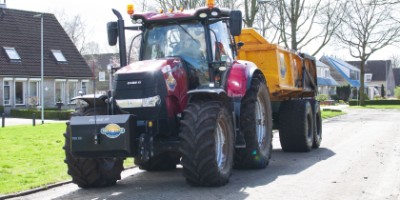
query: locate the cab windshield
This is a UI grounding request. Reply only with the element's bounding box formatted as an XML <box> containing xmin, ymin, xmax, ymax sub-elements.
<box><xmin>142</xmin><ymin>22</ymin><xmax>207</xmax><ymax>70</ymax></box>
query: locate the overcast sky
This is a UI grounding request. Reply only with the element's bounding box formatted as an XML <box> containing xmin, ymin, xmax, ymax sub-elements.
<box><xmin>5</xmin><ymin>0</ymin><xmax>398</xmax><ymax>60</ymax></box>
<box><xmin>6</xmin><ymin>0</ymin><xmax>135</xmax><ymax>53</ymax></box>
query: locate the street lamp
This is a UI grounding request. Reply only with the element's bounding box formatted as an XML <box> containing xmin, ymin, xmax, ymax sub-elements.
<box><xmin>33</xmin><ymin>13</ymin><xmax>44</xmax><ymax>124</ymax></box>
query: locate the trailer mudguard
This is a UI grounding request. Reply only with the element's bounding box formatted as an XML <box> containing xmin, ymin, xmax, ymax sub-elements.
<box><xmin>70</xmin><ymin>94</ymin><xmax>108</xmax><ymax>107</ymax></box>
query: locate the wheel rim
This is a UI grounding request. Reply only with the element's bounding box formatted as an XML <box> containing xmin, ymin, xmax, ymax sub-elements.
<box><xmin>255</xmin><ymin>96</ymin><xmax>266</xmax><ymax>148</ymax></box>
<box><xmin>215</xmin><ymin>120</ymin><xmax>226</xmax><ymax>170</ymax></box>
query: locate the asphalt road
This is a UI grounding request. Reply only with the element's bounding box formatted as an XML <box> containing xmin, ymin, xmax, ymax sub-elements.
<box><xmin>10</xmin><ymin>108</ymin><xmax>400</xmax><ymax>200</ymax></box>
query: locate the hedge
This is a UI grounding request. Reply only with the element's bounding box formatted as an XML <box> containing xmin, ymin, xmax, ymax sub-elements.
<box><xmin>10</xmin><ymin>109</ymin><xmax>72</xmax><ymax>120</ymax></box>
<box><xmin>0</xmin><ymin>106</ymin><xmax>4</xmax><ymax>114</ymax></box>
<box><xmin>349</xmin><ymin>100</ymin><xmax>400</xmax><ymax>106</ymax></box>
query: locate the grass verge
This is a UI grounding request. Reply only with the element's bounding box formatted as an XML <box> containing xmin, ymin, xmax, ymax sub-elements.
<box><xmin>0</xmin><ymin>123</ymin><xmax>68</xmax><ymax>195</ymax></box>
<box><xmin>321</xmin><ymin>110</ymin><xmax>345</xmax><ymax>119</ymax></box>
<box><xmin>0</xmin><ymin>123</ymin><xmax>134</xmax><ymax>195</ymax></box>
<box><xmin>350</xmin><ymin>105</ymin><xmax>400</xmax><ymax>109</ymax></box>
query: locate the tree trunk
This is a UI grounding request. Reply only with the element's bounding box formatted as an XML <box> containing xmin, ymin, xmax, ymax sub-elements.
<box><xmin>359</xmin><ymin>59</ymin><xmax>366</xmax><ymax>106</ymax></box>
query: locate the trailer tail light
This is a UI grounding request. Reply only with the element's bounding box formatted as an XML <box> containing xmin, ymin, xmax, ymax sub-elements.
<box><xmin>127</xmin><ymin>4</ymin><xmax>134</xmax><ymax>15</ymax></box>
<box><xmin>207</xmin><ymin>0</ymin><xmax>215</xmax><ymax>8</ymax></box>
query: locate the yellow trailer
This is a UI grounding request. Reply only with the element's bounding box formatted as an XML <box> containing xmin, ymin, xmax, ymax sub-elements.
<box><xmin>235</xmin><ymin>28</ymin><xmax>318</xmax><ymax>101</ymax></box>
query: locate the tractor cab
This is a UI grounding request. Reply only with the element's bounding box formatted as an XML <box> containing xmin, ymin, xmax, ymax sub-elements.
<box><xmin>107</xmin><ymin>3</ymin><xmax>242</xmax><ymax>90</ymax></box>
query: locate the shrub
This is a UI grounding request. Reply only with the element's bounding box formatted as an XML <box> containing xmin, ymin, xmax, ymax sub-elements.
<box><xmin>10</xmin><ymin>109</ymin><xmax>72</xmax><ymax>120</ymax></box>
<box><xmin>336</xmin><ymin>85</ymin><xmax>351</xmax><ymax>101</ymax></box>
<box><xmin>316</xmin><ymin>94</ymin><xmax>329</xmax><ymax>101</ymax></box>
<box><xmin>395</xmin><ymin>87</ymin><xmax>400</xmax><ymax>99</ymax></box>
<box><xmin>0</xmin><ymin>106</ymin><xmax>4</xmax><ymax>114</ymax></box>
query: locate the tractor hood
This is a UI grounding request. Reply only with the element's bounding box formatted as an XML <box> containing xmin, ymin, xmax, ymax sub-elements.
<box><xmin>115</xmin><ymin>59</ymin><xmax>169</xmax><ymax>78</ymax></box>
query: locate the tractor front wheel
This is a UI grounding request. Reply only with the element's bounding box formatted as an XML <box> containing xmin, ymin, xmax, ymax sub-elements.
<box><xmin>179</xmin><ymin>101</ymin><xmax>234</xmax><ymax>186</ymax></box>
<box><xmin>64</xmin><ymin>107</ymin><xmax>124</xmax><ymax>188</ymax></box>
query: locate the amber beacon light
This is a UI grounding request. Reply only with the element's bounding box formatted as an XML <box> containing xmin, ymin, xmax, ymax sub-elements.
<box><xmin>207</xmin><ymin>0</ymin><xmax>215</xmax><ymax>8</ymax></box>
<box><xmin>127</xmin><ymin>4</ymin><xmax>134</xmax><ymax>15</ymax></box>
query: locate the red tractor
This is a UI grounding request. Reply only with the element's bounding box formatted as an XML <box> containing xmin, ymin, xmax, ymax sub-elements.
<box><xmin>64</xmin><ymin>1</ymin><xmax>320</xmax><ymax>188</ymax></box>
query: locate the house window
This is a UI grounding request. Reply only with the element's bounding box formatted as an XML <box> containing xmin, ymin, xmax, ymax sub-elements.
<box><xmin>67</xmin><ymin>80</ymin><xmax>78</xmax><ymax>103</ymax></box>
<box><xmin>365</xmin><ymin>73</ymin><xmax>373</xmax><ymax>82</ymax></box>
<box><xmin>14</xmin><ymin>81</ymin><xmax>25</xmax><ymax>105</ymax></box>
<box><xmin>324</xmin><ymin>69</ymin><xmax>330</xmax><ymax>78</ymax></box>
<box><xmin>350</xmin><ymin>71</ymin><xmax>359</xmax><ymax>80</ymax></box>
<box><xmin>81</xmin><ymin>80</ymin><xmax>89</xmax><ymax>95</ymax></box>
<box><xmin>55</xmin><ymin>80</ymin><xmax>66</xmax><ymax>103</ymax></box>
<box><xmin>28</xmin><ymin>80</ymin><xmax>41</xmax><ymax>105</ymax></box>
<box><xmin>3</xmin><ymin>80</ymin><xmax>11</xmax><ymax>105</ymax></box>
<box><xmin>51</xmin><ymin>50</ymin><xmax>67</xmax><ymax>63</ymax></box>
<box><xmin>3</xmin><ymin>47</ymin><xmax>21</xmax><ymax>62</ymax></box>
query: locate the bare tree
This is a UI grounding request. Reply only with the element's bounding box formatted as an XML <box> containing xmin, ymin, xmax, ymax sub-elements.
<box><xmin>243</xmin><ymin>0</ymin><xmax>259</xmax><ymax>27</ymax></box>
<box><xmin>56</xmin><ymin>11</ymin><xmax>87</xmax><ymax>53</ymax></box>
<box><xmin>336</xmin><ymin>0</ymin><xmax>400</xmax><ymax>105</ymax></box>
<box><xmin>158</xmin><ymin>0</ymin><xmax>205</xmax><ymax>10</ymax></box>
<box><xmin>257</xmin><ymin>0</ymin><xmax>344</xmax><ymax>56</ymax></box>
<box><xmin>390</xmin><ymin>54</ymin><xmax>400</xmax><ymax>68</ymax></box>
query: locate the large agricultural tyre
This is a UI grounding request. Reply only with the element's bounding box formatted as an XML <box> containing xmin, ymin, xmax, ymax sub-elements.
<box><xmin>179</xmin><ymin>101</ymin><xmax>234</xmax><ymax>187</ymax></box>
<box><xmin>278</xmin><ymin>100</ymin><xmax>314</xmax><ymax>152</ymax></box>
<box><xmin>310</xmin><ymin>100</ymin><xmax>322</xmax><ymax>148</ymax></box>
<box><xmin>234</xmin><ymin>78</ymin><xmax>273</xmax><ymax>169</ymax></box>
<box><xmin>64</xmin><ymin>107</ymin><xmax>124</xmax><ymax>188</ymax></box>
<box><xmin>134</xmin><ymin>152</ymin><xmax>180</xmax><ymax>171</ymax></box>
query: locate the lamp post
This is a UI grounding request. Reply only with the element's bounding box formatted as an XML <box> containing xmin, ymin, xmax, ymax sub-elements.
<box><xmin>33</xmin><ymin>13</ymin><xmax>44</xmax><ymax>124</ymax></box>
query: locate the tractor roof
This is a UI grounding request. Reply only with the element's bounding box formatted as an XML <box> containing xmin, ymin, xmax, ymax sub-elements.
<box><xmin>130</xmin><ymin>7</ymin><xmax>231</xmax><ymax>24</ymax></box>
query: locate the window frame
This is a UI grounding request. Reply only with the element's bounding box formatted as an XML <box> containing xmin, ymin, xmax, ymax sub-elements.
<box><xmin>67</xmin><ymin>80</ymin><xmax>78</xmax><ymax>104</ymax></box>
<box><xmin>3</xmin><ymin>46</ymin><xmax>21</xmax><ymax>62</ymax></box>
<box><xmin>54</xmin><ymin>79</ymin><xmax>66</xmax><ymax>104</ymax></box>
<box><xmin>3</xmin><ymin>78</ymin><xmax>12</xmax><ymax>105</ymax></box>
<box><xmin>51</xmin><ymin>49</ymin><xmax>67</xmax><ymax>63</ymax></box>
<box><xmin>14</xmin><ymin>78</ymin><xmax>27</xmax><ymax>105</ymax></box>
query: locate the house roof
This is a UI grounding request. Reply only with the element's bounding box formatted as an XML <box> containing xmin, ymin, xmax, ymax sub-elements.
<box><xmin>83</xmin><ymin>53</ymin><xmax>119</xmax><ymax>71</ymax></box>
<box><xmin>0</xmin><ymin>8</ymin><xmax>92</xmax><ymax>78</ymax></box>
<box><xmin>394</xmin><ymin>68</ymin><xmax>400</xmax><ymax>86</ymax></box>
<box><xmin>320</xmin><ymin>56</ymin><xmax>361</xmax><ymax>87</ymax></box>
<box><xmin>347</xmin><ymin>60</ymin><xmax>391</xmax><ymax>82</ymax></box>
<box><xmin>317</xmin><ymin>77</ymin><xmax>339</xmax><ymax>86</ymax></box>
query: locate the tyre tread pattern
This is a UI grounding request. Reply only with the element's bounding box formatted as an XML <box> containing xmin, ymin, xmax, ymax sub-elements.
<box><xmin>179</xmin><ymin>101</ymin><xmax>234</xmax><ymax>187</ymax></box>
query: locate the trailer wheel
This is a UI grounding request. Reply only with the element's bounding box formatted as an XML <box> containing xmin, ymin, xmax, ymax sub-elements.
<box><xmin>64</xmin><ymin>107</ymin><xmax>124</xmax><ymax>188</ymax></box>
<box><xmin>134</xmin><ymin>153</ymin><xmax>180</xmax><ymax>171</ymax></box>
<box><xmin>310</xmin><ymin>100</ymin><xmax>322</xmax><ymax>148</ymax></box>
<box><xmin>234</xmin><ymin>78</ymin><xmax>273</xmax><ymax>169</ymax></box>
<box><xmin>180</xmin><ymin>101</ymin><xmax>234</xmax><ymax>186</ymax></box>
<box><xmin>279</xmin><ymin>100</ymin><xmax>314</xmax><ymax>152</ymax></box>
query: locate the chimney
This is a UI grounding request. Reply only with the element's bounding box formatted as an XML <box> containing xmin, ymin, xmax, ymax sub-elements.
<box><xmin>0</xmin><ymin>0</ymin><xmax>6</xmax><ymax>8</ymax></box>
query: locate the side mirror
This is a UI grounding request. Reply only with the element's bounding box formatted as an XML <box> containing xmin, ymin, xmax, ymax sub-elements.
<box><xmin>229</xmin><ymin>10</ymin><xmax>242</xmax><ymax>36</ymax></box>
<box><xmin>107</xmin><ymin>21</ymin><xmax>118</xmax><ymax>46</ymax></box>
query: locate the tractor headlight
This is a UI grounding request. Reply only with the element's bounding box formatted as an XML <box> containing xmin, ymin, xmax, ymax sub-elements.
<box><xmin>142</xmin><ymin>95</ymin><xmax>161</xmax><ymax>107</ymax></box>
<box><xmin>116</xmin><ymin>95</ymin><xmax>161</xmax><ymax>108</ymax></box>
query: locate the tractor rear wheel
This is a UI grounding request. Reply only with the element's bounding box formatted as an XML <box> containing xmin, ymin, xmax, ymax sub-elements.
<box><xmin>64</xmin><ymin>107</ymin><xmax>124</xmax><ymax>188</ymax></box>
<box><xmin>180</xmin><ymin>101</ymin><xmax>234</xmax><ymax>186</ymax></box>
<box><xmin>279</xmin><ymin>100</ymin><xmax>314</xmax><ymax>152</ymax></box>
<box><xmin>234</xmin><ymin>78</ymin><xmax>273</xmax><ymax>169</ymax></box>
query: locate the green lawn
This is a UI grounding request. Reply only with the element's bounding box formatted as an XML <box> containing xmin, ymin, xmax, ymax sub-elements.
<box><xmin>0</xmin><ymin>123</ymin><xmax>135</xmax><ymax>195</ymax></box>
<box><xmin>0</xmin><ymin>123</ymin><xmax>69</xmax><ymax>195</ymax></box>
<box><xmin>321</xmin><ymin>110</ymin><xmax>345</xmax><ymax>119</ymax></box>
<box><xmin>350</xmin><ymin>105</ymin><xmax>400</xmax><ymax>109</ymax></box>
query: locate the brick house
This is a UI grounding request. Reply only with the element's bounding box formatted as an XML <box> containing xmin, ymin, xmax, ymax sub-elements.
<box><xmin>0</xmin><ymin>6</ymin><xmax>93</xmax><ymax>114</ymax></box>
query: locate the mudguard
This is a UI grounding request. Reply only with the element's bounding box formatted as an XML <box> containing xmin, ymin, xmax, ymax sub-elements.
<box><xmin>71</xmin><ymin>94</ymin><xmax>108</xmax><ymax>107</ymax></box>
<box><xmin>226</xmin><ymin>60</ymin><xmax>266</xmax><ymax>98</ymax></box>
